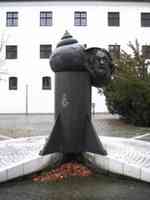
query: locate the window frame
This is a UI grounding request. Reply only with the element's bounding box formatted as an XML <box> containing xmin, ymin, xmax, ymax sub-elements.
<box><xmin>74</xmin><ymin>11</ymin><xmax>87</xmax><ymax>26</ymax></box>
<box><xmin>42</xmin><ymin>76</ymin><xmax>51</xmax><ymax>90</ymax></box>
<box><xmin>40</xmin><ymin>11</ymin><xmax>53</xmax><ymax>26</ymax></box>
<box><xmin>40</xmin><ymin>44</ymin><xmax>52</xmax><ymax>59</ymax></box>
<box><xmin>141</xmin><ymin>12</ymin><xmax>150</xmax><ymax>27</ymax></box>
<box><xmin>6</xmin><ymin>12</ymin><xmax>18</xmax><ymax>27</ymax></box>
<box><xmin>9</xmin><ymin>77</ymin><xmax>18</xmax><ymax>90</ymax></box>
<box><xmin>142</xmin><ymin>45</ymin><xmax>150</xmax><ymax>59</ymax></box>
<box><xmin>108</xmin><ymin>44</ymin><xmax>120</xmax><ymax>59</ymax></box>
<box><xmin>6</xmin><ymin>45</ymin><xmax>17</xmax><ymax>59</ymax></box>
<box><xmin>108</xmin><ymin>12</ymin><xmax>120</xmax><ymax>27</ymax></box>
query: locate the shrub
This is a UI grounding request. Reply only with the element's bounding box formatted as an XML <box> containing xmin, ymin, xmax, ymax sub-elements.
<box><xmin>103</xmin><ymin>40</ymin><xmax>150</xmax><ymax>126</ymax></box>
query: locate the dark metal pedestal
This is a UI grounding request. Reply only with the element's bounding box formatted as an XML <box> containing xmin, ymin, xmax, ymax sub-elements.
<box><xmin>40</xmin><ymin>72</ymin><xmax>106</xmax><ymax>156</ymax></box>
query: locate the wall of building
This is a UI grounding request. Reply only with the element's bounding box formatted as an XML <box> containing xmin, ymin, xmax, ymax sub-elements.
<box><xmin>0</xmin><ymin>1</ymin><xmax>150</xmax><ymax>113</ymax></box>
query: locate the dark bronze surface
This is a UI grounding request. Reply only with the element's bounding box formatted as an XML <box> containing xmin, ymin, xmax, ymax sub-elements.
<box><xmin>40</xmin><ymin>31</ymin><xmax>113</xmax><ymax>156</ymax></box>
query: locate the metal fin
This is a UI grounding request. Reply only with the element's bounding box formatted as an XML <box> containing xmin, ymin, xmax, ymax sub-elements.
<box><xmin>39</xmin><ymin>115</ymin><xmax>63</xmax><ymax>155</ymax></box>
<box><xmin>84</xmin><ymin>116</ymin><xmax>107</xmax><ymax>155</ymax></box>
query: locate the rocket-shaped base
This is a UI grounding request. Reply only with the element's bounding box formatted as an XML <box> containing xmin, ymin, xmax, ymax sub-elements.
<box><xmin>40</xmin><ymin>114</ymin><xmax>107</xmax><ymax>155</ymax></box>
<box><xmin>40</xmin><ymin>72</ymin><xmax>107</xmax><ymax>156</ymax></box>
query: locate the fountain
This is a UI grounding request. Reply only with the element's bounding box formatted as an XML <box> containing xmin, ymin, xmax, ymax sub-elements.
<box><xmin>40</xmin><ymin>31</ymin><xmax>113</xmax><ymax>161</ymax></box>
<box><xmin>0</xmin><ymin>32</ymin><xmax>150</xmax><ymax>184</ymax></box>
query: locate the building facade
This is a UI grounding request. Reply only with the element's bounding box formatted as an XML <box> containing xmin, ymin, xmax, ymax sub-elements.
<box><xmin>0</xmin><ymin>0</ymin><xmax>150</xmax><ymax>113</ymax></box>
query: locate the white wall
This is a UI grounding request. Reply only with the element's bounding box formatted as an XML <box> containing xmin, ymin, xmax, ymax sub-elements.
<box><xmin>0</xmin><ymin>1</ymin><xmax>150</xmax><ymax>113</ymax></box>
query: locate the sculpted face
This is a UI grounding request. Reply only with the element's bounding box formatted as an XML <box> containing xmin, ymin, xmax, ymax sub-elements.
<box><xmin>50</xmin><ymin>30</ymin><xmax>113</xmax><ymax>87</ymax></box>
<box><xmin>85</xmin><ymin>47</ymin><xmax>114</xmax><ymax>87</ymax></box>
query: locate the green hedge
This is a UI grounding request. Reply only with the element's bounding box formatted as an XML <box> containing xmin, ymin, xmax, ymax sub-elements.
<box><xmin>104</xmin><ymin>78</ymin><xmax>150</xmax><ymax>126</ymax></box>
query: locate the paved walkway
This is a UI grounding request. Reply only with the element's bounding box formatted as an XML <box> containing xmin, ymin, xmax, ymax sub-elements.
<box><xmin>0</xmin><ymin>113</ymin><xmax>150</xmax><ymax>139</ymax></box>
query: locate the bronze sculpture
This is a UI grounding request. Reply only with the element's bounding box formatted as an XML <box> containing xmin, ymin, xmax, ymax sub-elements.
<box><xmin>40</xmin><ymin>31</ymin><xmax>113</xmax><ymax>157</ymax></box>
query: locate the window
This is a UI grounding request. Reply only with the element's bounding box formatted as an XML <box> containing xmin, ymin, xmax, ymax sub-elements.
<box><xmin>6</xmin><ymin>12</ymin><xmax>18</xmax><ymax>26</ymax></box>
<box><xmin>42</xmin><ymin>76</ymin><xmax>51</xmax><ymax>90</ymax></box>
<box><xmin>9</xmin><ymin>77</ymin><xmax>17</xmax><ymax>90</ymax></box>
<box><xmin>40</xmin><ymin>45</ymin><xmax>52</xmax><ymax>59</ymax></box>
<box><xmin>108</xmin><ymin>12</ymin><xmax>120</xmax><ymax>26</ymax></box>
<box><xmin>109</xmin><ymin>44</ymin><xmax>120</xmax><ymax>58</ymax></box>
<box><xmin>40</xmin><ymin>11</ymin><xmax>53</xmax><ymax>26</ymax></box>
<box><xmin>6</xmin><ymin>45</ymin><xmax>17</xmax><ymax>59</ymax></box>
<box><xmin>74</xmin><ymin>11</ymin><xmax>87</xmax><ymax>26</ymax></box>
<box><xmin>142</xmin><ymin>45</ymin><xmax>150</xmax><ymax>59</ymax></box>
<box><xmin>141</xmin><ymin>13</ymin><xmax>150</xmax><ymax>27</ymax></box>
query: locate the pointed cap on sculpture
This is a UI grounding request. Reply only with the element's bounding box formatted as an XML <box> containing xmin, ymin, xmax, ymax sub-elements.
<box><xmin>57</xmin><ymin>30</ymin><xmax>78</xmax><ymax>47</ymax></box>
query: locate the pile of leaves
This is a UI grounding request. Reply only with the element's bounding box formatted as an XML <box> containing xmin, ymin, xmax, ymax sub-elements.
<box><xmin>32</xmin><ymin>162</ymin><xmax>93</xmax><ymax>182</ymax></box>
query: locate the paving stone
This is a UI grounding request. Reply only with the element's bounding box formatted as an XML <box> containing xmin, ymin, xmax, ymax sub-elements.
<box><xmin>124</xmin><ymin>164</ymin><xmax>141</xmax><ymax>179</ymax></box>
<box><xmin>108</xmin><ymin>156</ymin><xmax>124</xmax><ymax>175</ymax></box>
<box><xmin>7</xmin><ymin>164</ymin><xmax>24</xmax><ymax>180</ymax></box>
<box><xmin>94</xmin><ymin>154</ymin><xmax>109</xmax><ymax>171</ymax></box>
<box><xmin>0</xmin><ymin>169</ymin><xmax>7</xmax><ymax>182</ymax></box>
<box><xmin>23</xmin><ymin>157</ymin><xmax>44</xmax><ymax>175</ymax></box>
<box><xmin>141</xmin><ymin>168</ymin><xmax>150</xmax><ymax>182</ymax></box>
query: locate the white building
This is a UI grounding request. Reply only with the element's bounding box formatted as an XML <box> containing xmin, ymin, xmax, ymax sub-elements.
<box><xmin>0</xmin><ymin>0</ymin><xmax>150</xmax><ymax>113</ymax></box>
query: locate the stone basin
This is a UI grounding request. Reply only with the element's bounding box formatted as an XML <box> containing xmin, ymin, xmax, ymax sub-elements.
<box><xmin>0</xmin><ymin>135</ymin><xmax>150</xmax><ymax>183</ymax></box>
